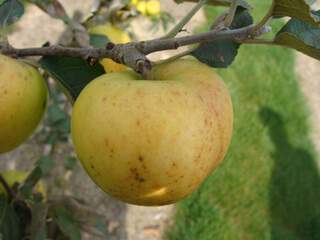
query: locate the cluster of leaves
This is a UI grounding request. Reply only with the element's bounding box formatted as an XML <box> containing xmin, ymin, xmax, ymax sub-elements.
<box><xmin>191</xmin><ymin>0</ymin><xmax>320</xmax><ymax>68</ymax></box>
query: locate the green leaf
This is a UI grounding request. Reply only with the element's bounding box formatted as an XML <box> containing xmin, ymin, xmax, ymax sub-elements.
<box><xmin>274</xmin><ymin>10</ymin><xmax>320</xmax><ymax>60</ymax></box>
<box><xmin>90</xmin><ymin>34</ymin><xmax>109</xmax><ymax>48</ymax></box>
<box><xmin>46</xmin><ymin>104</ymin><xmax>70</xmax><ymax>143</ymax></box>
<box><xmin>39</xmin><ymin>56</ymin><xmax>105</xmax><ymax>100</ymax></box>
<box><xmin>36</xmin><ymin>156</ymin><xmax>54</xmax><ymax>175</ymax></box>
<box><xmin>19</xmin><ymin>156</ymin><xmax>52</xmax><ymax>199</ymax></box>
<box><xmin>0</xmin><ymin>196</ymin><xmax>23</xmax><ymax>240</ymax></box>
<box><xmin>0</xmin><ymin>0</ymin><xmax>24</xmax><ymax>27</ymax></box>
<box><xmin>272</xmin><ymin>0</ymin><xmax>320</xmax><ymax>26</ymax></box>
<box><xmin>19</xmin><ymin>167</ymin><xmax>43</xmax><ymax>199</ymax></box>
<box><xmin>47</xmin><ymin>105</ymin><xmax>67</xmax><ymax>125</ymax></box>
<box><xmin>64</xmin><ymin>156</ymin><xmax>77</xmax><ymax>171</ymax></box>
<box><xmin>54</xmin><ymin>207</ymin><xmax>81</xmax><ymax>240</ymax></box>
<box><xmin>191</xmin><ymin>7</ymin><xmax>253</xmax><ymax>68</ymax></box>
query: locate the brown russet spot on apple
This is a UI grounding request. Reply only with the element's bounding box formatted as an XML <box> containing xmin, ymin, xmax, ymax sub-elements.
<box><xmin>138</xmin><ymin>156</ymin><xmax>148</xmax><ymax>170</ymax></box>
<box><xmin>130</xmin><ymin>167</ymin><xmax>145</xmax><ymax>183</ymax></box>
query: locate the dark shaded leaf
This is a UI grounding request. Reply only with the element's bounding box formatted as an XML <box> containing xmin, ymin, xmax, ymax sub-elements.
<box><xmin>39</xmin><ymin>56</ymin><xmax>105</xmax><ymax>100</ymax></box>
<box><xmin>272</xmin><ymin>0</ymin><xmax>320</xmax><ymax>26</ymax></box>
<box><xmin>54</xmin><ymin>207</ymin><xmax>81</xmax><ymax>240</ymax></box>
<box><xmin>0</xmin><ymin>196</ymin><xmax>23</xmax><ymax>240</ymax></box>
<box><xmin>0</xmin><ymin>0</ymin><xmax>24</xmax><ymax>27</ymax></box>
<box><xmin>274</xmin><ymin>10</ymin><xmax>320</xmax><ymax>60</ymax></box>
<box><xmin>19</xmin><ymin>156</ymin><xmax>52</xmax><ymax>199</ymax></box>
<box><xmin>90</xmin><ymin>34</ymin><xmax>109</xmax><ymax>48</ymax></box>
<box><xmin>19</xmin><ymin>167</ymin><xmax>42</xmax><ymax>199</ymax></box>
<box><xmin>191</xmin><ymin>7</ymin><xmax>253</xmax><ymax>68</ymax></box>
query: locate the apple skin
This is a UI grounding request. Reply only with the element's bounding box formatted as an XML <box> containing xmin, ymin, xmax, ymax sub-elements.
<box><xmin>0</xmin><ymin>54</ymin><xmax>48</xmax><ymax>153</ymax></box>
<box><xmin>71</xmin><ymin>58</ymin><xmax>233</xmax><ymax>206</ymax></box>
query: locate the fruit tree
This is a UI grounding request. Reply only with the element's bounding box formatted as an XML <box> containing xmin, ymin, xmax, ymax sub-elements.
<box><xmin>0</xmin><ymin>0</ymin><xmax>319</xmax><ymax>239</ymax></box>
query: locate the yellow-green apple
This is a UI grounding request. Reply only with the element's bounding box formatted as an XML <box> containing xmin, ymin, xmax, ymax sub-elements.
<box><xmin>71</xmin><ymin>58</ymin><xmax>233</xmax><ymax>206</ymax></box>
<box><xmin>0</xmin><ymin>54</ymin><xmax>48</xmax><ymax>153</ymax></box>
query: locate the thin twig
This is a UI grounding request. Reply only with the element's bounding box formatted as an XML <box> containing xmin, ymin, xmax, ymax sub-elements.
<box><xmin>174</xmin><ymin>0</ymin><xmax>251</xmax><ymax>8</ymax></box>
<box><xmin>160</xmin><ymin>0</ymin><xmax>207</xmax><ymax>39</ymax></box>
<box><xmin>141</xmin><ymin>24</ymin><xmax>256</xmax><ymax>53</ymax></box>
<box><xmin>224</xmin><ymin>0</ymin><xmax>239</xmax><ymax>27</ymax></box>
<box><xmin>156</xmin><ymin>48</ymin><xmax>195</xmax><ymax>65</ymax></box>
<box><xmin>237</xmin><ymin>38</ymin><xmax>275</xmax><ymax>45</ymax></box>
<box><xmin>252</xmin><ymin>0</ymin><xmax>275</xmax><ymax>33</ymax></box>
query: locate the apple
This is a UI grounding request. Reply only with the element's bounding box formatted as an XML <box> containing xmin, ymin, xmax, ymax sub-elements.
<box><xmin>89</xmin><ymin>23</ymin><xmax>131</xmax><ymax>73</ymax></box>
<box><xmin>0</xmin><ymin>54</ymin><xmax>48</xmax><ymax>153</ymax></box>
<box><xmin>0</xmin><ymin>170</ymin><xmax>46</xmax><ymax>198</ymax></box>
<box><xmin>71</xmin><ymin>58</ymin><xmax>233</xmax><ymax>206</ymax></box>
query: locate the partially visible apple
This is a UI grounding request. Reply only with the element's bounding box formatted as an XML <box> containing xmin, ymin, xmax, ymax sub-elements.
<box><xmin>0</xmin><ymin>170</ymin><xmax>46</xmax><ymax>198</ymax></box>
<box><xmin>71</xmin><ymin>58</ymin><xmax>233</xmax><ymax>206</ymax></box>
<box><xmin>0</xmin><ymin>54</ymin><xmax>48</xmax><ymax>153</ymax></box>
<box><xmin>89</xmin><ymin>23</ymin><xmax>131</xmax><ymax>73</ymax></box>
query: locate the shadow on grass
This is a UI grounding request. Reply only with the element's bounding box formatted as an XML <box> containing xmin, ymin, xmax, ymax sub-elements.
<box><xmin>259</xmin><ymin>107</ymin><xmax>320</xmax><ymax>240</ymax></box>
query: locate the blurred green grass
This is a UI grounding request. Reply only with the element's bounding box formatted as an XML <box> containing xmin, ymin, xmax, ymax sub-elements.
<box><xmin>167</xmin><ymin>1</ymin><xmax>320</xmax><ymax>239</ymax></box>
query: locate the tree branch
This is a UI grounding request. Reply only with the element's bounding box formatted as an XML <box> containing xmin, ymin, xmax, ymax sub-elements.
<box><xmin>0</xmin><ymin>23</ymin><xmax>261</xmax><ymax>69</ymax></box>
<box><xmin>0</xmin><ymin>2</ymin><xmax>274</xmax><ymax>79</ymax></box>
